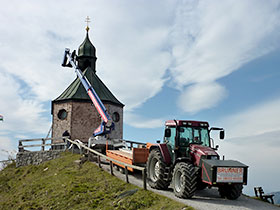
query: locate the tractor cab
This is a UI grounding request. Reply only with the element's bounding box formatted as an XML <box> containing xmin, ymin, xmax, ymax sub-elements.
<box><xmin>163</xmin><ymin>120</ymin><xmax>224</xmax><ymax>163</ymax></box>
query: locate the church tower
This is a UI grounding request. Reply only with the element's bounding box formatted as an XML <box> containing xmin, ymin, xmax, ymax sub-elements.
<box><xmin>51</xmin><ymin>24</ymin><xmax>124</xmax><ymax>143</ymax></box>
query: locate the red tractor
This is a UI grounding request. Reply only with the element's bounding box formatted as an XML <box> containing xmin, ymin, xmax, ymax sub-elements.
<box><xmin>147</xmin><ymin>120</ymin><xmax>248</xmax><ymax>199</ymax></box>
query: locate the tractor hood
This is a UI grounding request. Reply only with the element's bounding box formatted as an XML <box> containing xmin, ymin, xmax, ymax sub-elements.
<box><xmin>190</xmin><ymin>144</ymin><xmax>219</xmax><ymax>166</ymax></box>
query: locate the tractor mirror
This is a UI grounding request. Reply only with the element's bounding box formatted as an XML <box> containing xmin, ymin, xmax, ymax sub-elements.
<box><xmin>165</xmin><ymin>128</ymin><xmax>171</xmax><ymax>138</ymax></box>
<box><xmin>220</xmin><ymin>130</ymin><xmax>225</xmax><ymax>139</ymax></box>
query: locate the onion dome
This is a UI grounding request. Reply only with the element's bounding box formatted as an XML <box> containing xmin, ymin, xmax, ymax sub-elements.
<box><xmin>77</xmin><ymin>26</ymin><xmax>97</xmax><ymax>72</ymax></box>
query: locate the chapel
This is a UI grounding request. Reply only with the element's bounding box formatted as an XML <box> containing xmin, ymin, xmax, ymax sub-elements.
<box><xmin>51</xmin><ymin>23</ymin><xmax>124</xmax><ymax>143</ymax></box>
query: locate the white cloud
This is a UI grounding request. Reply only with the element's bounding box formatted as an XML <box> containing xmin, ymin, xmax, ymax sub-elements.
<box><xmin>93</xmin><ymin>3</ymin><xmax>173</xmax><ymax>111</ymax></box>
<box><xmin>178</xmin><ymin>82</ymin><xmax>227</xmax><ymax>114</ymax></box>
<box><xmin>170</xmin><ymin>0</ymin><xmax>280</xmax><ymax>113</ymax></box>
<box><xmin>219</xmin><ymin>98</ymin><xmax>280</xmax><ymax>139</ymax></box>
<box><xmin>124</xmin><ymin>112</ymin><xmax>164</xmax><ymax>129</ymax></box>
<box><xmin>0</xmin><ymin>72</ymin><xmax>49</xmax><ymax>134</ymax></box>
<box><xmin>0</xmin><ymin>136</ymin><xmax>16</xmax><ymax>161</ymax></box>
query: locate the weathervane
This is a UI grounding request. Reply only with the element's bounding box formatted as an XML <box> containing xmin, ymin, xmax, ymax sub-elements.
<box><xmin>85</xmin><ymin>16</ymin><xmax>91</xmax><ymax>31</ymax></box>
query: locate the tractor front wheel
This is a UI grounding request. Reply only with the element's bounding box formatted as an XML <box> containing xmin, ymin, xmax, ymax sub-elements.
<box><xmin>218</xmin><ymin>184</ymin><xmax>243</xmax><ymax>200</ymax></box>
<box><xmin>173</xmin><ymin>162</ymin><xmax>197</xmax><ymax>198</ymax></box>
<box><xmin>147</xmin><ymin>149</ymin><xmax>170</xmax><ymax>189</ymax></box>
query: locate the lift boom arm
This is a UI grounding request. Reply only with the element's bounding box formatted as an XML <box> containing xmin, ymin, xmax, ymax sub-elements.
<box><xmin>62</xmin><ymin>48</ymin><xmax>114</xmax><ymax>136</ymax></box>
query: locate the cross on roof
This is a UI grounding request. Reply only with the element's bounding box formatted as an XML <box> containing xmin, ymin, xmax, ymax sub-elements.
<box><xmin>85</xmin><ymin>16</ymin><xmax>91</xmax><ymax>31</ymax></box>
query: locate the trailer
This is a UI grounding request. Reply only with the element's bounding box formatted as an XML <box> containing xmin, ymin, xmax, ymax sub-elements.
<box><xmin>106</xmin><ymin>140</ymin><xmax>149</xmax><ymax>172</ymax></box>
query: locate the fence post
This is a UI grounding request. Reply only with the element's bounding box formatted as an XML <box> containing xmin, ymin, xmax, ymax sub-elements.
<box><xmin>142</xmin><ymin>168</ymin><xmax>147</xmax><ymax>190</ymax></box>
<box><xmin>18</xmin><ymin>141</ymin><xmax>23</xmax><ymax>152</ymax></box>
<box><xmin>41</xmin><ymin>138</ymin><xmax>45</xmax><ymax>151</ymax></box>
<box><xmin>125</xmin><ymin>166</ymin><xmax>129</xmax><ymax>183</ymax></box>
<box><xmin>110</xmin><ymin>161</ymin><xmax>114</xmax><ymax>176</ymax></box>
<box><xmin>64</xmin><ymin>138</ymin><xmax>67</xmax><ymax>151</ymax></box>
<box><xmin>98</xmin><ymin>156</ymin><xmax>101</xmax><ymax>168</ymax></box>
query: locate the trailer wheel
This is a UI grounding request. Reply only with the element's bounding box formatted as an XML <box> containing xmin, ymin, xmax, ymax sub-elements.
<box><xmin>147</xmin><ymin>149</ymin><xmax>170</xmax><ymax>189</ymax></box>
<box><xmin>119</xmin><ymin>167</ymin><xmax>125</xmax><ymax>174</ymax></box>
<box><xmin>113</xmin><ymin>164</ymin><xmax>119</xmax><ymax>171</ymax></box>
<box><xmin>173</xmin><ymin>162</ymin><xmax>197</xmax><ymax>198</ymax></box>
<box><xmin>218</xmin><ymin>184</ymin><xmax>243</xmax><ymax>200</ymax></box>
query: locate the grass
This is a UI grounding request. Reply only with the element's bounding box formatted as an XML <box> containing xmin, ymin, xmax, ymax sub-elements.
<box><xmin>0</xmin><ymin>152</ymin><xmax>194</xmax><ymax>210</ymax></box>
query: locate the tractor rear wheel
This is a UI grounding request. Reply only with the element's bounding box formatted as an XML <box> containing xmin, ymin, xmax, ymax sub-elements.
<box><xmin>147</xmin><ymin>149</ymin><xmax>170</xmax><ymax>189</ymax></box>
<box><xmin>173</xmin><ymin>162</ymin><xmax>197</xmax><ymax>198</ymax></box>
<box><xmin>218</xmin><ymin>184</ymin><xmax>243</xmax><ymax>200</ymax></box>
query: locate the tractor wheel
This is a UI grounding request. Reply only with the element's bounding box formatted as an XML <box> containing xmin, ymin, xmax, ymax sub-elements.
<box><xmin>173</xmin><ymin>162</ymin><xmax>197</xmax><ymax>198</ymax></box>
<box><xmin>147</xmin><ymin>149</ymin><xmax>170</xmax><ymax>189</ymax></box>
<box><xmin>218</xmin><ymin>184</ymin><xmax>243</xmax><ymax>200</ymax></box>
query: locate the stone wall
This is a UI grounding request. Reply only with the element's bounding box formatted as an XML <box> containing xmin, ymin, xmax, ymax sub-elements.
<box><xmin>52</xmin><ymin>102</ymin><xmax>73</xmax><ymax>144</ymax></box>
<box><xmin>71</xmin><ymin>101</ymin><xmax>102</xmax><ymax>142</ymax></box>
<box><xmin>16</xmin><ymin>151</ymin><xmax>62</xmax><ymax>167</ymax></box>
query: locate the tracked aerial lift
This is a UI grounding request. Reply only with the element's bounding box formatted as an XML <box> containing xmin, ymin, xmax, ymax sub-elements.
<box><xmin>62</xmin><ymin>48</ymin><xmax>124</xmax><ymax>150</ymax></box>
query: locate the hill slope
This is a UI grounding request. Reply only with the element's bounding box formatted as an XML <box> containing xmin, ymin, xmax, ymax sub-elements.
<box><xmin>0</xmin><ymin>152</ymin><xmax>191</xmax><ymax>210</ymax></box>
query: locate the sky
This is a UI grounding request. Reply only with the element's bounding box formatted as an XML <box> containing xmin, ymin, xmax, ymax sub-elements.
<box><xmin>0</xmin><ymin>0</ymin><xmax>280</xmax><ymax>195</ymax></box>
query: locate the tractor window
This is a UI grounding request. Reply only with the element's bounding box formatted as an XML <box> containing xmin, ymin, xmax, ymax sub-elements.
<box><xmin>179</xmin><ymin>127</ymin><xmax>192</xmax><ymax>146</ymax></box>
<box><xmin>165</xmin><ymin>127</ymin><xmax>176</xmax><ymax>147</ymax></box>
<box><xmin>200</xmin><ymin>128</ymin><xmax>210</xmax><ymax>146</ymax></box>
<box><xmin>194</xmin><ymin>129</ymin><xmax>200</xmax><ymax>141</ymax></box>
<box><xmin>179</xmin><ymin>127</ymin><xmax>210</xmax><ymax>147</ymax></box>
<box><xmin>193</xmin><ymin>127</ymin><xmax>210</xmax><ymax>147</ymax></box>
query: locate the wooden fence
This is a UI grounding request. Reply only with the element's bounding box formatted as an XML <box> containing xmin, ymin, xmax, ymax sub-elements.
<box><xmin>18</xmin><ymin>137</ymin><xmax>68</xmax><ymax>152</ymax></box>
<box><xmin>17</xmin><ymin>137</ymin><xmax>147</xmax><ymax>190</ymax></box>
<box><xmin>66</xmin><ymin>138</ymin><xmax>147</xmax><ymax>190</ymax></box>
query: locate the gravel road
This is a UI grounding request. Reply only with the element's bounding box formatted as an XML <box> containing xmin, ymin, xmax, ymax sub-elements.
<box><xmin>95</xmin><ymin>158</ymin><xmax>279</xmax><ymax>210</ymax></box>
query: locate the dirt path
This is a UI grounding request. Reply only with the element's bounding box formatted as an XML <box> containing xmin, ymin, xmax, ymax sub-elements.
<box><xmin>95</xmin><ymin>157</ymin><xmax>279</xmax><ymax>210</ymax></box>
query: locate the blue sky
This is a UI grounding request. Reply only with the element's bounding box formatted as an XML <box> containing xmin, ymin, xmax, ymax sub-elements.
<box><xmin>1</xmin><ymin>0</ymin><xmax>280</xmax><ymax>195</ymax></box>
